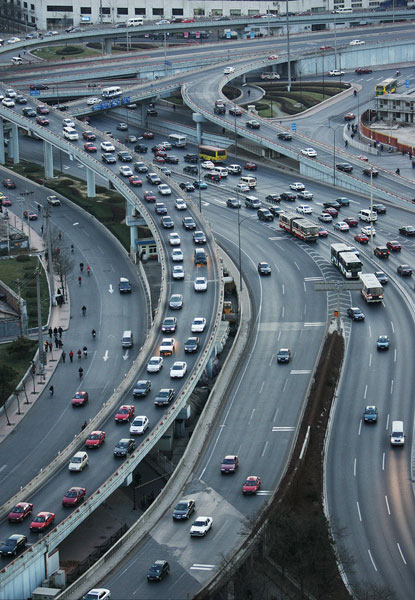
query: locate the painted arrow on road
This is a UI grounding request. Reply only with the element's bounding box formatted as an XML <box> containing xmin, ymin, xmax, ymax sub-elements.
<box><xmin>103</xmin><ymin>350</ymin><xmax>109</xmax><ymax>362</ymax></box>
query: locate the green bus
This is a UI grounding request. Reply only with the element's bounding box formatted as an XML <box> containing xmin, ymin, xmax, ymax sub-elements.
<box><xmin>375</xmin><ymin>78</ymin><xmax>398</xmax><ymax>96</ymax></box>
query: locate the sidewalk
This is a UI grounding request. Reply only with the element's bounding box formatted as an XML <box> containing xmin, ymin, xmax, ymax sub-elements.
<box><xmin>0</xmin><ymin>210</ymin><xmax>71</xmax><ymax>443</ymax></box>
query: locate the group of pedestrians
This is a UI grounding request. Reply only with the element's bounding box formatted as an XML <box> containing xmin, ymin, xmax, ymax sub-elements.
<box><xmin>45</xmin><ymin>326</ymin><xmax>64</xmax><ymax>353</ymax></box>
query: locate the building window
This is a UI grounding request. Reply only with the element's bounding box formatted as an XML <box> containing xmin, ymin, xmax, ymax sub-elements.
<box><xmin>81</xmin><ymin>7</ymin><xmax>91</xmax><ymax>14</ymax></box>
<box><xmin>193</xmin><ymin>8</ymin><xmax>205</xmax><ymax>16</ymax></box>
<box><xmin>23</xmin><ymin>2</ymin><xmax>27</xmax><ymax>7</ymax></box>
<box><xmin>172</xmin><ymin>8</ymin><xmax>184</xmax><ymax>15</ymax></box>
<box><xmin>31</xmin><ymin>15</ymin><xmax>35</xmax><ymax>22</ymax></box>
<box><xmin>135</xmin><ymin>8</ymin><xmax>145</xmax><ymax>15</ymax></box>
<box><xmin>210</xmin><ymin>9</ymin><xmax>223</xmax><ymax>16</ymax></box>
<box><xmin>152</xmin><ymin>8</ymin><xmax>164</xmax><ymax>15</ymax></box>
<box><xmin>230</xmin><ymin>9</ymin><xmax>241</xmax><ymax>16</ymax></box>
<box><xmin>47</xmin><ymin>5</ymin><xmax>73</xmax><ymax>11</ymax></box>
<box><xmin>101</xmin><ymin>7</ymin><xmax>110</xmax><ymax>14</ymax></box>
<box><xmin>117</xmin><ymin>7</ymin><xmax>128</xmax><ymax>15</ymax></box>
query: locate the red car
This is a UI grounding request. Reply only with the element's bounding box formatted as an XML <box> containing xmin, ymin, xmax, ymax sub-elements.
<box><xmin>143</xmin><ymin>131</ymin><xmax>154</xmax><ymax>139</ymax></box>
<box><xmin>82</xmin><ymin>131</ymin><xmax>96</xmax><ymax>141</ymax></box>
<box><xmin>129</xmin><ymin>175</ymin><xmax>142</xmax><ymax>186</ymax></box>
<box><xmin>36</xmin><ymin>116</ymin><xmax>49</xmax><ymax>126</ymax></box>
<box><xmin>323</xmin><ymin>207</ymin><xmax>338</xmax><ymax>218</ymax></box>
<box><xmin>182</xmin><ymin>17</ymin><xmax>195</xmax><ymax>22</ymax></box>
<box><xmin>8</xmin><ymin>502</ymin><xmax>33</xmax><ymax>523</ymax></box>
<box><xmin>244</xmin><ymin>162</ymin><xmax>257</xmax><ymax>171</ymax></box>
<box><xmin>85</xmin><ymin>430</ymin><xmax>106</xmax><ymax>448</ymax></box>
<box><xmin>154</xmin><ymin>149</ymin><xmax>167</xmax><ymax>157</ymax></box>
<box><xmin>71</xmin><ymin>391</ymin><xmax>88</xmax><ymax>406</ymax></box>
<box><xmin>318</xmin><ymin>226</ymin><xmax>328</xmax><ymax>237</ymax></box>
<box><xmin>30</xmin><ymin>511</ymin><xmax>55</xmax><ymax>531</ymax></box>
<box><xmin>344</xmin><ymin>112</ymin><xmax>355</xmax><ymax>121</ymax></box>
<box><xmin>143</xmin><ymin>190</ymin><xmax>156</xmax><ymax>202</ymax></box>
<box><xmin>242</xmin><ymin>475</ymin><xmax>261</xmax><ymax>495</ymax></box>
<box><xmin>115</xmin><ymin>404</ymin><xmax>135</xmax><ymax>423</ymax></box>
<box><xmin>354</xmin><ymin>233</ymin><xmax>369</xmax><ymax>244</ymax></box>
<box><xmin>62</xmin><ymin>487</ymin><xmax>86</xmax><ymax>507</ymax></box>
<box><xmin>355</xmin><ymin>67</ymin><xmax>372</xmax><ymax>74</ymax></box>
<box><xmin>153</xmin><ymin>156</ymin><xmax>165</xmax><ymax>164</ymax></box>
<box><xmin>320</xmin><ymin>44</ymin><xmax>334</xmax><ymax>51</ymax></box>
<box><xmin>229</xmin><ymin>107</ymin><xmax>242</xmax><ymax>116</ymax></box>
<box><xmin>343</xmin><ymin>216</ymin><xmax>358</xmax><ymax>227</ymax></box>
<box><xmin>2</xmin><ymin>178</ymin><xmax>16</xmax><ymax>189</ymax></box>
<box><xmin>386</xmin><ymin>240</ymin><xmax>402</xmax><ymax>251</ymax></box>
<box><xmin>36</xmin><ymin>105</ymin><xmax>49</xmax><ymax>115</ymax></box>
<box><xmin>84</xmin><ymin>142</ymin><xmax>97</xmax><ymax>152</ymax></box>
<box><xmin>23</xmin><ymin>210</ymin><xmax>38</xmax><ymax>220</ymax></box>
<box><xmin>1</xmin><ymin>196</ymin><xmax>11</xmax><ymax>206</ymax></box>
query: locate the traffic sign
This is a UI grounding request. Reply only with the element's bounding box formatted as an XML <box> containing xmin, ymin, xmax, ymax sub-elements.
<box><xmin>291</xmin><ymin>123</ymin><xmax>297</xmax><ymax>131</ymax></box>
<box><xmin>405</xmin><ymin>78</ymin><xmax>410</xmax><ymax>88</ymax></box>
<box><xmin>30</xmin><ymin>90</ymin><xmax>40</xmax><ymax>96</ymax></box>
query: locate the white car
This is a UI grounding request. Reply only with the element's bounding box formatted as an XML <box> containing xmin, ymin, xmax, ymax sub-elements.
<box><xmin>5</xmin><ymin>88</ymin><xmax>17</xmax><ymax>98</ymax></box>
<box><xmin>289</xmin><ymin>182</ymin><xmax>305</xmax><ymax>191</ymax></box>
<box><xmin>334</xmin><ymin>221</ymin><xmax>350</xmax><ymax>232</ymax></box>
<box><xmin>175</xmin><ymin>198</ymin><xmax>187</xmax><ymax>210</ymax></box>
<box><xmin>236</xmin><ymin>183</ymin><xmax>250</xmax><ymax>193</ymax></box>
<box><xmin>361</xmin><ymin>225</ymin><xmax>376</xmax><ymax>236</ymax></box>
<box><xmin>169</xmin><ymin>233</ymin><xmax>181</xmax><ymax>246</ymax></box>
<box><xmin>147</xmin><ymin>356</ymin><xmax>163</xmax><ymax>373</ymax></box>
<box><xmin>301</xmin><ymin>148</ymin><xmax>317</xmax><ymax>157</ymax></box>
<box><xmin>170</xmin><ymin>361</ymin><xmax>187</xmax><ymax>378</ymax></box>
<box><xmin>63</xmin><ymin>118</ymin><xmax>75</xmax><ymax>128</ymax></box>
<box><xmin>194</xmin><ymin>277</ymin><xmax>208</xmax><ymax>292</ymax></box>
<box><xmin>172</xmin><ymin>265</ymin><xmax>185</xmax><ymax>280</ymax></box>
<box><xmin>2</xmin><ymin>98</ymin><xmax>15</xmax><ymax>107</ymax></box>
<box><xmin>82</xmin><ymin>589</ymin><xmax>111</xmax><ymax>600</ymax></box>
<box><xmin>296</xmin><ymin>204</ymin><xmax>312</xmax><ymax>215</ymax></box>
<box><xmin>87</xmin><ymin>97</ymin><xmax>100</xmax><ymax>105</ymax></box>
<box><xmin>156</xmin><ymin>19</ymin><xmax>170</xmax><ymax>24</ymax></box>
<box><xmin>190</xmin><ymin>516</ymin><xmax>213</xmax><ymax>536</ymax></box>
<box><xmin>68</xmin><ymin>451</ymin><xmax>88</xmax><ymax>472</ymax></box>
<box><xmin>328</xmin><ymin>69</ymin><xmax>345</xmax><ymax>76</ymax></box>
<box><xmin>349</xmin><ymin>39</ymin><xmax>365</xmax><ymax>46</ymax></box>
<box><xmin>129</xmin><ymin>416</ymin><xmax>149</xmax><ymax>435</ymax></box>
<box><xmin>297</xmin><ymin>190</ymin><xmax>314</xmax><ymax>200</ymax></box>
<box><xmin>201</xmin><ymin>161</ymin><xmax>215</xmax><ymax>170</ymax></box>
<box><xmin>47</xmin><ymin>195</ymin><xmax>61</xmax><ymax>206</ymax></box>
<box><xmin>160</xmin><ymin>141</ymin><xmax>172</xmax><ymax>150</ymax></box>
<box><xmin>158</xmin><ymin>183</ymin><xmax>172</xmax><ymax>196</ymax></box>
<box><xmin>171</xmin><ymin>248</ymin><xmax>183</xmax><ymax>262</ymax></box>
<box><xmin>7</xmin><ymin>37</ymin><xmax>21</xmax><ymax>44</ymax></box>
<box><xmin>101</xmin><ymin>141</ymin><xmax>115</xmax><ymax>152</ymax></box>
<box><xmin>159</xmin><ymin>337</ymin><xmax>176</xmax><ymax>355</ymax></box>
<box><xmin>119</xmin><ymin>166</ymin><xmax>133</xmax><ymax>177</ymax></box>
<box><xmin>224</xmin><ymin>66</ymin><xmax>235</xmax><ymax>75</ymax></box>
<box><xmin>191</xmin><ymin>317</ymin><xmax>206</xmax><ymax>333</ymax></box>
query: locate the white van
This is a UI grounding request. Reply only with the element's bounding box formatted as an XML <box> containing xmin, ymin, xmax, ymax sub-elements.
<box><xmin>390</xmin><ymin>421</ymin><xmax>404</xmax><ymax>446</ymax></box>
<box><xmin>126</xmin><ymin>17</ymin><xmax>144</xmax><ymax>26</ymax></box>
<box><xmin>224</xmin><ymin>66</ymin><xmax>235</xmax><ymax>75</ymax></box>
<box><xmin>359</xmin><ymin>209</ymin><xmax>377</xmax><ymax>222</ymax></box>
<box><xmin>122</xmin><ymin>330</ymin><xmax>133</xmax><ymax>348</ymax></box>
<box><xmin>63</xmin><ymin>127</ymin><xmax>78</xmax><ymax>141</ymax></box>
<box><xmin>101</xmin><ymin>86</ymin><xmax>122</xmax><ymax>99</ymax></box>
<box><xmin>245</xmin><ymin>195</ymin><xmax>261</xmax><ymax>209</ymax></box>
<box><xmin>240</xmin><ymin>176</ymin><xmax>257</xmax><ymax>189</ymax></box>
<box><xmin>11</xmin><ymin>56</ymin><xmax>23</xmax><ymax>65</ymax></box>
<box><xmin>212</xmin><ymin>166</ymin><xmax>228</xmax><ymax>178</ymax></box>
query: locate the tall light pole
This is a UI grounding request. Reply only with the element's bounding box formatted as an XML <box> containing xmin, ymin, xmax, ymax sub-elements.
<box><xmin>234</xmin><ymin>109</ymin><xmax>238</xmax><ymax>158</ymax></box>
<box><xmin>198</xmin><ymin>160</ymin><xmax>202</xmax><ymax>213</ymax></box>
<box><xmin>369</xmin><ymin>168</ymin><xmax>374</xmax><ymax>255</ymax></box>
<box><xmin>237</xmin><ymin>210</ymin><xmax>254</xmax><ymax>292</ymax></box>
<box><xmin>328</xmin><ymin>120</ymin><xmax>338</xmax><ymax>188</ymax></box>
<box><xmin>285</xmin><ymin>0</ymin><xmax>291</xmax><ymax>91</ymax></box>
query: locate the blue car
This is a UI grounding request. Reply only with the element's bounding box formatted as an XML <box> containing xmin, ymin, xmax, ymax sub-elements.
<box><xmin>363</xmin><ymin>406</ymin><xmax>378</xmax><ymax>423</ymax></box>
<box><xmin>377</xmin><ymin>335</ymin><xmax>389</xmax><ymax>350</ymax></box>
<box><xmin>193</xmin><ymin>180</ymin><xmax>207</xmax><ymax>189</ymax></box>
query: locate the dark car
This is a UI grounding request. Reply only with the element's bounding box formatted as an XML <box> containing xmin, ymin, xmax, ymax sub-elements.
<box><xmin>182</xmin><ymin>216</ymin><xmax>196</xmax><ymax>230</ymax></box>
<box><xmin>355</xmin><ymin>67</ymin><xmax>372</xmax><ymax>74</ymax></box>
<box><xmin>184</xmin><ymin>153</ymin><xmax>198</xmax><ymax>163</ymax></box>
<box><xmin>147</xmin><ymin>108</ymin><xmax>158</xmax><ymax>117</ymax></box>
<box><xmin>278</xmin><ymin>132</ymin><xmax>292</xmax><ymax>141</ymax></box>
<box><xmin>214</xmin><ymin>105</ymin><xmax>226</xmax><ymax>114</ymax></box>
<box><xmin>375</xmin><ymin>271</ymin><xmax>389</xmax><ymax>285</ymax></box>
<box><xmin>146</xmin><ymin>173</ymin><xmax>161</xmax><ymax>185</ymax></box>
<box><xmin>246</xmin><ymin>119</ymin><xmax>260</xmax><ymax>129</ymax></box>
<box><xmin>133</xmin><ymin>379</ymin><xmax>151</xmax><ymax>397</ymax></box>
<box><xmin>183</xmin><ymin>165</ymin><xmax>198</xmax><ymax>176</ymax></box>
<box><xmin>204</xmin><ymin>172</ymin><xmax>220</xmax><ymax>183</ymax></box>
<box><xmin>257</xmin><ymin>208</ymin><xmax>274</xmax><ymax>222</ymax></box>
<box><xmin>397</xmin><ymin>264</ymin><xmax>413</xmax><ymax>276</ymax></box>
<box><xmin>147</xmin><ymin>560</ymin><xmax>170</xmax><ymax>581</ymax></box>
<box><xmin>161</xmin><ymin>316</ymin><xmax>177</xmax><ymax>332</ymax></box>
<box><xmin>154</xmin><ymin>388</ymin><xmax>175</xmax><ymax>406</ymax></box>
<box><xmin>221</xmin><ymin>454</ymin><xmax>239</xmax><ymax>474</ymax></box>
<box><xmin>227</xmin><ymin>197</ymin><xmax>241</xmax><ymax>208</ymax></box>
<box><xmin>229</xmin><ymin>107</ymin><xmax>243</xmax><ymax>116</ymax></box>
<box><xmin>347</xmin><ymin>307</ymin><xmax>365</xmax><ymax>321</ymax></box>
<box><xmin>265</xmin><ymin>193</ymin><xmax>280</xmax><ymax>203</ymax></box>
<box><xmin>134</xmin><ymin>143</ymin><xmax>148</xmax><ymax>153</ymax></box>
<box><xmin>193</xmin><ymin>179</ymin><xmax>207</xmax><ymax>189</ymax></box>
<box><xmin>363</xmin><ymin>405</ymin><xmax>378</xmax><ymax>423</ymax></box>
<box><xmin>386</xmin><ymin>240</ymin><xmax>401</xmax><ymax>252</ymax></box>
<box><xmin>0</xmin><ymin>534</ymin><xmax>27</xmax><ymax>557</ymax></box>
<box><xmin>184</xmin><ymin>336</ymin><xmax>200</xmax><ymax>353</ymax></box>
<box><xmin>82</xmin><ymin>131</ymin><xmax>96</xmax><ymax>141</ymax></box>
<box><xmin>117</xmin><ymin>151</ymin><xmax>132</xmax><ymax>162</ymax></box>
<box><xmin>102</xmin><ymin>153</ymin><xmax>116</xmax><ymax>164</ymax></box>
<box><xmin>258</xmin><ymin>261</ymin><xmax>271</xmax><ymax>275</ymax></box>
<box><xmin>336</xmin><ymin>197</ymin><xmax>350</xmax><ymax>207</ymax></box>
<box><xmin>377</xmin><ymin>335</ymin><xmax>390</xmax><ymax>350</ymax></box>
<box><xmin>36</xmin><ymin>105</ymin><xmax>49</xmax><ymax>115</ymax></box>
<box><xmin>323</xmin><ymin>200</ymin><xmax>341</xmax><ymax>210</ymax></box>
<box><xmin>179</xmin><ymin>182</ymin><xmax>195</xmax><ymax>192</ymax></box>
<box><xmin>193</xmin><ymin>230</ymin><xmax>206</xmax><ymax>244</ymax></box>
<box><xmin>155</xmin><ymin>202</ymin><xmax>167</xmax><ymax>215</ymax></box>
<box><xmin>363</xmin><ymin>168</ymin><xmax>379</xmax><ymax>177</ymax></box>
<box><xmin>372</xmin><ymin>203</ymin><xmax>386</xmax><ymax>214</ymax></box>
<box><xmin>134</xmin><ymin>161</ymin><xmax>148</xmax><ymax>174</ymax></box>
<box><xmin>374</xmin><ymin>246</ymin><xmax>389</xmax><ymax>258</ymax></box>
<box><xmin>336</xmin><ymin>163</ymin><xmax>353</xmax><ymax>173</ymax></box>
<box><xmin>161</xmin><ymin>215</ymin><xmax>174</xmax><ymax>229</ymax></box>
<box><xmin>113</xmin><ymin>438</ymin><xmax>135</xmax><ymax>457</ymax></box>
<box><xmin>277</xmin><ymin>348</ymin><xmax>292</xmax><ymax>363</ymax></box>
<box><xmin>280</xmin><ymin>192</ymin><xmax>296</xmax><ymax>202</ymax></box>
<box><xmin>119</xmin><ymin>277</ymin><xmax>131</xmax><ymax>293</ymax></box>
<box><xmin>399</xmin><ymin>225</ymin><xmax>415</xmax><ymax>237</ymax></box>
<box><xmin>30</xmin><ymin>83</ymin><xmax>49</xmax><ymax>90</ymax></box>
<box><xmin>344</xmin><ymin>216</ymin><xmax>358</xmax><ymax>227</ymax></box>
<box><xmin>172</xmin><ymin>499</ymin><xmax>196</xmax><ymax>520</ymax></box>
<box><xmin>22</xmin><ymin>107</ymin><xmax>36</xmax><ymax>117</ymax></box>
<box><xmin>36</xmin><ymin>116</ymin><xmax>49</xmax><ymax>127</ymax></box>
<box><xmin>2</xmin><ymin>178</ymin><xmax>16</xmax><ymax>189</ymax></box>
<box><xmin>165</xmin><ymin>155</ymin><xmax>179</xmax><ymax>164</ymax></box>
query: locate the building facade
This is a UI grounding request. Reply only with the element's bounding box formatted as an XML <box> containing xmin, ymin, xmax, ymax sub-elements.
<box><xmin>376</xmin><ymin>92</ymin><xmax>415</xmax><ymax>124</ymax></box>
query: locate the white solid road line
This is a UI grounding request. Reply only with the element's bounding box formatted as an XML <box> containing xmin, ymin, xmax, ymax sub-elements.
<box><xmin>368</xmin><ymin>549</ymin><xmax>378</xmax><ymax>571</ymax></box>
<box><xmin>272</xmin><ymin>426</ymin><xmax>295</xmax><ymax>432</ymax></box>
<box><xmin>382</xmin><ymin>452</ymin><xmax>386</xmax><ymax>471</ymax></box>
<box><xmin>290</xmin><ymin>369</ymin><xmax>312</xmax><ymax>374</ymax></box>
<box><xmin>354</xmin><ymin>457</ymin><xmax>357</xmax><ymax>477</ymax></box>
<box><xmin>385</xmin><ymin>495</ymin><xmax>391</xmax><ymax>515</ymax></box>
<box><xmin>397</xmin><ymin>543</ymin><xmax>407</xmax><ymax>565</ymax></box>
<box><xmin>356</xmin><ymin>501</ymin><xmax>362</xmax><ymax>522</ymax></box>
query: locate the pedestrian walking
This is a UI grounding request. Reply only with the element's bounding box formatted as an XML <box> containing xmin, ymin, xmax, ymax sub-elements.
<box><xmin>173</xmin><ymin>104</ymin><xmax>176</xmax><ymax>112</ymax></box>
<box><xmin>53</xmin><ymin>327</ymin><xmax>58</xmax><ymax>337</ymax></box>
<box><xmin>48</xmin><ymin>327</ymin><xmax>52</xmax><ymax>338</ymax></box>
<box><xmin>78</xmin><ymin>276</ymin><xmax>82</xmax><ymax>286</ymax></box>
<box><xmin>48</xmin><ymin>341</ymin><xmax>53</xmax><ymax>352</ymax></box>
<box><xmin>79</xmin><ymin>367</ymin><xmax>84</xmax><ymax>379</ymax></box>
<box><xmin>83</xmin><ymin>346</ymin><xmax>88</xmax><ymax>358</ymax></box>
<box><xmin>69</xmin><ymin>350</ymin><xmax>74</xmax><ymax>363</ymax></box>
<box><xmin>81</xmin><ymin>420</ymin><xmax>87</xmax><ymax>431</ymax></box>
<box><xmin>44</xmin><ymin>340</ymin><xmax>49</xmax><ymax>353</ymax></box>
<box><xmin>49</xmin><ymin>385</ymin><xmax>54</xmax><ymax>396</ymax></box>
<box><xmin>77</xmin><ymin>349</ymin><xmax>82</xmax><ymax>360</ymax></box>
<box><xmin>61</xmin><ymin>351</ymin><xmax>66</xmax><ymax>363</ymax></box>
<box><xmin>58</xmin><ymin>326</ymin><xmax>63</xmax><ymax>338</ymax></box>
<box><xmin>80</xmin><ymin>262</ymin><xmax>84</xmax><ymax>272</ymax></box>
<box><xmin>54</xmin><ymin>337</ymin><xmax>59</xmax><ymax>349</ymax></box>
<box><xmin>58</xmin><ymin>339</ymin><xmax>63</xmax><ymax>349</ymax></box>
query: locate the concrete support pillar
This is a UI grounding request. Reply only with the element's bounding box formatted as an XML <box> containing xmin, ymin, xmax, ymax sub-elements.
<box><xmin>0</xmin><ymin>119</ymin><xmax>5</xmax><ymax>165</ymax></box>
<box><xmin>193</xmin><ymin>113</ymin><xmax>205</xmax><ymax>146</ymax></box>
<box><xmin>175</xmin><ymin>420</ymin><xmax>185</xmax><ymax>438</ymax></box>
<box><xmin>126</xmin><ymin>200</ymin><xmax>139</xmax><ymax>254</ymax></box>
<box><xmin>140</xmin><ymin>103</ymin><xmax>147</xmax><ymax>126</ymax></box>
<box><xmin>43</xmin><ymin>141</ymin><xmax>54</xmax><ymax>179</ymax></box>
<box><xmin>10</xmin><ymin>123</ymin><xmax>19</xmax><ymax>164</ymax></box>
<box><xmin>104</xmin><ymin>37</ymin><xmax>112</xmax><ymax>54</ymax></box>
<box><xmin>86</xmin><ymin>167</ymin><xmax>96</xmax><ymax>197</ymax></box>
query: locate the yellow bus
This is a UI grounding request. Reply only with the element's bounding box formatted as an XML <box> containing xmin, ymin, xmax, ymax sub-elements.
<box><xmin>375</xmin><ymin>78</ymin><xmax>398</xmax><ymax>96</ymax></box>
<box><xmin>199</xmin><ymin>145</ymin><xmax>227</xmax><ymax>162</ymax></box>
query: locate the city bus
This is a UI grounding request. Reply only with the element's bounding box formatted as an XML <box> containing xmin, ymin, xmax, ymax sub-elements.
<box><xmin>199</xmin><ymin>145</ymin><xmax>227</xmax><ymax>162</ymax></box>
<box><xmin>375</xmin><ymin>78</ymin><xmax>398</xmax><ymax>96</ymax></box>
<box><xmin>331</xmin><ymin>243</ymin><xmax>363</xmax><ymax>279</ymax></box>
<box><xmin>360</xmin><ymin>273</ymin><xmax>384</xmax><ymax>303</ymax></box>
<box><xmin>279</xmin><ymin>212</ymin><xmax>319</xmax><ymax>242</ymax></box>
<box><xmin>168</xmin><ymin>134</ymin><xmax>187</xmax><ymax>148</ymax></box>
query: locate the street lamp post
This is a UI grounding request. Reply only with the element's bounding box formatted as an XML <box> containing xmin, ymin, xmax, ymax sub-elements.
<box><xmin>237</xmin><ymin>209</ymin><xmax>255</xmax><ymax>292</ymax></box>
<box><xmin>198</xmin><ymin>160</ymin><xmax>202</xmax><ymax>213</ymax></box>
<box><xmin>328</xmin><ymin>120</ymin><xmax>337</xmax><ymax>188</ymax></box>
<box><xmin>285</xmin><ymin>0</ymin><xmax>291</xmax><ymax>91</ymax></box>
<box><xmin>234</xmin><ymin>110</ymin><xmax>238</xmax><ymax>159</ymax></box>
